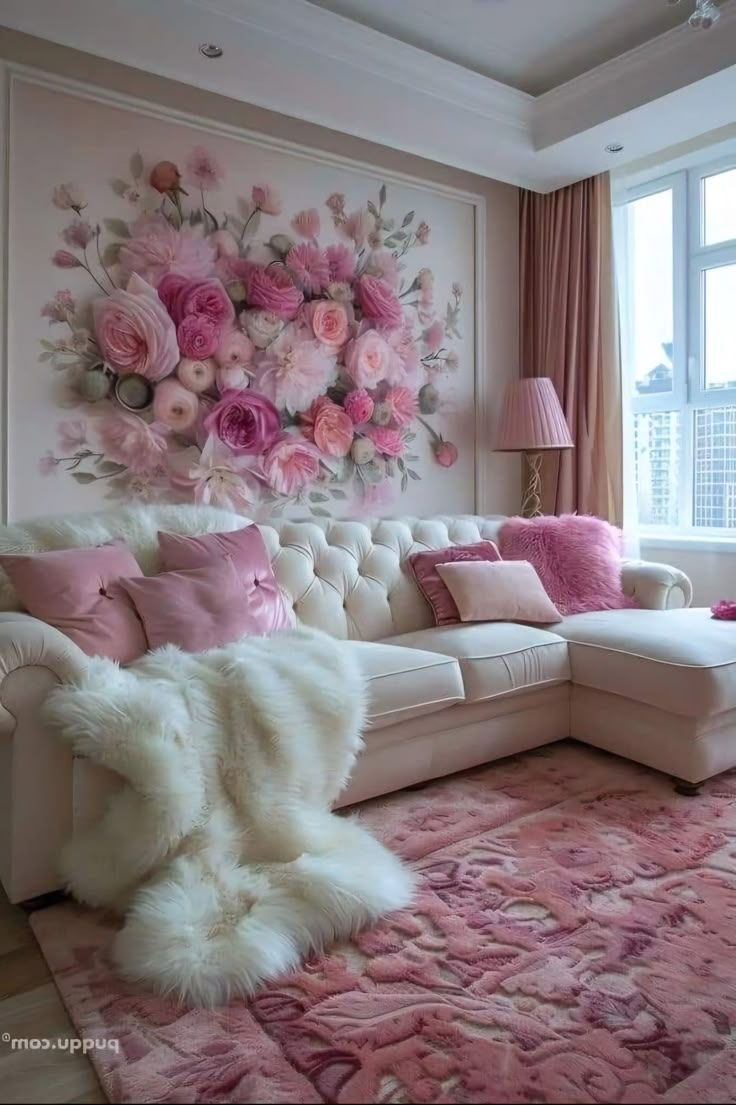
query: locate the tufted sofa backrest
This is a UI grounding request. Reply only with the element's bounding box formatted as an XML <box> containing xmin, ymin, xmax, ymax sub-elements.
<box><xmin>0</xmin><ymin>504</ymin><xmax>505</xmax><ymax>640</ymax></box>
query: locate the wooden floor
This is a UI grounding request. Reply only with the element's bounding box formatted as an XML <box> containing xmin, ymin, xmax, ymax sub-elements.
<box><xmin>0</xmin><ymin>889</ymin><xmax>105</xmax><ymax>1104</ymax></box>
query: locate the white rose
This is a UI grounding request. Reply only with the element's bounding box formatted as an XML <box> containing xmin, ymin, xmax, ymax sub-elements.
<box><xmin>351</xmin><ymin>437</ymin><xmax>376</xmax><ymax>465</ymax></box>
<box><xmin>240</xmin><ymin>308</ymin><xmax>284</xmax><ymax>349</ymax></box>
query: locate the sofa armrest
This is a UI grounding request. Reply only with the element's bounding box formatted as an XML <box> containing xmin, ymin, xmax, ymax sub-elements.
<box><xmin>0</xmin><ymin>613</ymin><xmax>88</xmax><ymax>736</ymax></box>
<box><xmin>620</xmin><ymin>560</ymin><xmax>693</xmax><ymax>610</ymax></box>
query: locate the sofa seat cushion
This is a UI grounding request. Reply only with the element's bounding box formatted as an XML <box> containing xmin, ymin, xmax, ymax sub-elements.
<box><xmin>553</xmin><ymin>608</ymin><xmax>736</xmax><ymax>717</ymax></box>
<box><xmin>380</xmin><ymin>623</ymin><xmax>569</xmax><ymax>704</ymax></box>
<box><xmin>346</xmin><ymin>640</ymin><xmax>465</xmax><ymax>731</ymax></box>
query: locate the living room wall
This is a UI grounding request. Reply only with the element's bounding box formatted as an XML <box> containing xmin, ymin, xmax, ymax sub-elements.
<box><xmin>0</xmin><ymin>28</ymin><xmax>520</xmax><ymax>525</ymax></box>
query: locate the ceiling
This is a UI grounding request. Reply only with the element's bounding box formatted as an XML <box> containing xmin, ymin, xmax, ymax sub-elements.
<box><xmin>1</xmin><ymin>0</ymin><xmax>735</xmax><ymax>192</ymax></box>
<box><xmin>309</xmin><ymin>0</ymin><xmax>689</xmax><ymax>95</ymax></box>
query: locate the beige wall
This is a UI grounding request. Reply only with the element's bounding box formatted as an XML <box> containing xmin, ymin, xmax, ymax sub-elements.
<box><xmin>0</xmin><ymin>27</ymin><xmax>521</xmax><ymax>517</ymax></box>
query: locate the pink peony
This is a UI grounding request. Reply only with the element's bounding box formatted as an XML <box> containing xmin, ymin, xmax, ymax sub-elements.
<box><xmin>94</xmin><ymin>273</ymin><xmax>179</xmax><ymax>380</ymax></box>
<box><xmin>149</xmin><ymin>161</ymin><xmax>181</xmax><ymax>194</ymax></box>
<box><xmin>301</xmin><ymin>397</ymin><xmax>354</xmax><ymax>458</ymax></box>
<box><xmin>303</xmin><ymin>300</ymin><xmax>350</xmax><ymax>352</ymax></box>
<box><xmin>214</xmin><ymin>329</ymin><xmax>255</xmax><ymax>368</ymax></box>
<box><xmin>216</xmin><ymin>364</ymin><xmax>250</xmax><ymax>392</ymax></box>
<box><xmin>153</xmin><ymin>377</ymin><xmax>199</xmax><ymax>431</ymax></box>
<box><xmin>52</xmin><ymin>250</ymin><xmax>82</xmax><ymax>269</ymax></box>
<box><xmin>262</xmin><ymin>436</ymin><xmax>320</xmax><ymax>496</ymax></box>
<box><xmin>97</xmin><ymin>410</ymin><xmax>169</xmax><ymax>473</ymax></box>
<box><xmin>344</xmin><ymin>388</ymin><xmax>374</xmax><ymax>424</ymax></box>
<box><xmin>177</xmin><ymin>314</ymin><xmax>219</xmax><ymax>359</ymax></box>
<box><xmin>119</xmin><ymin>214</ymin><xmax>216</xmax><ymax>287</ymax></box>
<box><xmin>180</xmin><ymin>279</ymin><xmax>235</xmax><ymax>327</ymax></box>
<box><xmin>185</xmin><ymin>146</ymin><xmax>223</xmax><ymax>190</ymax></box>
<box><xmin>364</xmin><ymin>249</ymin><xmax>400</xmax><ymax>291</ymax></box>
<box><xmin>41</xmin><ymin>289</ymin><xmax>75</xmax><ymax>323</ymax></box>
<box><xmin>340</xmin><ymin>208</ymin><xmax>374</xmax><ymax>248</ymax></box>
<box><xmin>57</xmin><ymin>418</ymin><xmax>87</xmax><ymax>451</ymax></box>
<box><xmin>423</xmin><ymin>319</ymin><xmax>445</xmax><ymax>353</ymax></box>
<box><xmin>286</xmin><ymin>243</ymin><xmax>329</xmax><ymax>295</ymax></box>
<box><xmin>247</xmin><ymin>265</ymin><xmax>303</xmax><ymax>320</ymax></box>
<box><xmin>176</xmin><ymin>356</ymin><xmax>217</xmax><ymax>393</ymax></box>
<box><xmin>205</xmin><ymin>389</ymin><xmax>281</xmax><ymax>455</ymax></box>
<box><xmin>291</xmin><ymin>208</ymin><xmax>321</xmax><ymax>239</ymax></box>
<box><xmin>355</xmin><ymin>275</ymin><xmax>403</xmax><ymax>329</ymax></box>
<box><xmin>325</xmin><ymin>243</ymin><xmax>357</xmax><ymax>283</ymax></box>
<box><xmin>344</xmin><ymin>329</ymin><xmax>393</xmax><ymax>389</ymax></box>
<box><xmin>252</xmin><ymin>184</ymin><xmax>281</xmax><ymax>216</ymax></box>
<box><xmin>254</xmin><ymin>326</ymin><xmax>336</xmax><ymax>413</ymax></box>
<box><xmin>384</xmin><ymin>386</ymin><xmax>418</xmax><ymax>427</ymax></box>
<box><xmin>366</xmin><ymin>426</ymin><xmax>404</xmax><ymax>457</ymax></box>
<box><xmin>62</xmin><ymin>219</ymin><xmax>96</xmax><ymax>250</ymax></box>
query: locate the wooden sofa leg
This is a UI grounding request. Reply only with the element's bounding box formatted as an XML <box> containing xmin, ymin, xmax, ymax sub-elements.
<box><xmin>673</xmin><ymin>778</ymin><xmax>702</xmax><ymax>797</ymax></box>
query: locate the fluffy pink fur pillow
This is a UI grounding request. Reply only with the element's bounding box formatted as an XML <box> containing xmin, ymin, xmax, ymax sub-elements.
<box><xmin>498</xmin><ymin>514</ymin><xmax>637</xmax><ymax>616</ymax></box>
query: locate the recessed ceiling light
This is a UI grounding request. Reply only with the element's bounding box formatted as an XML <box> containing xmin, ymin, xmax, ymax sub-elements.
<box><xmin>199</xmin><ymin>43</ymin><xmax>223</xmax><ymax>59</ymax></box>
<box><xmin>605</xmin><ymin>143</ymin><xmax>624</xmax><ymax>153</ymax></box>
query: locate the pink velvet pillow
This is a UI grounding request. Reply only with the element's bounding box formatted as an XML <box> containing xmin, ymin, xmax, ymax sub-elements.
<box><xmin>436</xmin><ymin>560</ymin><xmax>561</xmax><ymax>624</ymax></box>
<box><xmin>0</xmin><ymin>543</ymin><xmax>147</xmax><ymax>662</ymax></box>
<box><xmin>118</xmin><ymin>557</ymin><xmax>258</xmax><ymax>653</ymax></box>
<box><xmin>498</xmin><ymin>514</ymin><xmax>637</xmax><ymax>616</ymax></box>
<box><xmin>407</xmin><ymin>539</ymin><xmax>502</xmax><ymax>625</ymax></box>
<box><xmin>158</xmin><ymin>525</ymin><xmax>291</xmax><ymax>634</ymax></box>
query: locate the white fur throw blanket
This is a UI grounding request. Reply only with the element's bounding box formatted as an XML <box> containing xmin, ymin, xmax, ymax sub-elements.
<box><xmin>44</xmin><ymin>628</ymin><xmax>414</xmax><ymax>1006</ymax></box>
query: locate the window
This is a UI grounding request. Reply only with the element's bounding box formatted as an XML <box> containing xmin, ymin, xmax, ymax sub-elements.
<box><xmin>616</xmin><ymin>156</ymin><xmax>736</xmax><ymax>536</ymax></box>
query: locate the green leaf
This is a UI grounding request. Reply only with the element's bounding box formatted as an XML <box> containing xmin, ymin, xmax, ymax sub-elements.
<box><xmin>102</xmin><ymin>242</ymin><xmax>122</xmax><ymax>267</ymax></box>
<box><xmin>401</xmin><ymin>210</ymin><xmax>415</xmax><ymax>228</ymax></box>
<box><xmin>109</xmin><ymin>177</ymin><xmax>129</xmax><ymax>197</ymax></box>
<box><xmin>330</xmin><ymin>488</ymin><xmax>347</xmax><ymax>499</ymax></box>
<box><xmin>103</xmin><ymin>218</ymin><xmax>131</xmax><ymax>238</ymax></box>
<box><xmin>401</xmin><ymin>472</ymin><xmax>408</xmax><ymax>493</ymax></box>
<box><xmin>225</xmin><ymin>214</ymin><xmax>245</xmax><ymax>236</ymax></box>
<box><xmin>385</xmin><ymin>460</ymin><xmax>395</xmax><ymax>479</ymax></box>
<box><xmin>38</xmin><ymin>350</ymin><xmax>55</xmax><ymax>362</ymax></box>
<box><xmin>129</xmin><ymin>152</ymin><xmax>144</xmax><ymax>181</ymax></box>
<box><xmin>407</xmin><ymin>468</ymin><xmax>421</xmax><ymax>480</ymax></box>
<box><xmin>189</xmin><ymin>209</ymin><xmax>204</xmax><ymax>226</ymax></box>
<box><xmin>379</xmin><ymin>183</ymin><xmax>387</xmax><ymax>207</ymax></box>
<box><xmin>391</xmin><ymin>230</ymin><xmax>407</xmax><ymax>242</ymax></box>
<box><xmin>397</xmin><ymin>457</ymin><xmax>406</xmax><ymax>472</ymax></box>
<box><xmin>243</xmin><ymin>209</ymin><xmax>261</xmax><ymax>239</ymax></box>
<box><xmin>40</xmin><ymin>339</ymin><xmax>56</xmax><ymax>351</ymax></box>
<box><xmin>71</xmin><ymin>472</ymin><xmax>97</xmax><ymax>484</ymax></box>
<box><xmin>311</xmin><ymin>506</ymin><xmax>331</xmax><ymax>518</ymax></box>
<box><xmin>309</xmin><ymin>492</ymin><xmax>330</xmax><ymax>503</ymax></box>
<box><xmin>95</xmin><ymin>460</ymin><xmax>127</xmax><ymax>475</ymax></box>
<box><xmin>367</xmin><ymin>200</ymin><xmax>379</xmax><ymax>218</ymax></box>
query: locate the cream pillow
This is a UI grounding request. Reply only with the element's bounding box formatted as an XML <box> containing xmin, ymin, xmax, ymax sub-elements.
<box><xmin>435</xmin><ymin>560</ymin><xmax>561</xmax><ymax>624</ymax></box>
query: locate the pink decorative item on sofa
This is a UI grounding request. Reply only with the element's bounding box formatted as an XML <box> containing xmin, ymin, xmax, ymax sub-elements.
<box><xmin>498</xmin><ymin>514</ymin><xmax>636</xmax><ymax>616</ymax></box>
<box><xmin>436</xmin><ymin>560</ymin><xmax>561</xmax><ymax>624</ymax></box>
<box><xmin>118</xmin><ymin>556</ymin><xmax>259</xmax><ymax>652</ymax></box>
<box><xmin>158</xmin><ymin>525</ymin><xmax>292</xmax><ymax>633</ymax></box>
<box><xmin>407</xmin><ymin>539</ymin><xmax>501</xmax><ymax>625</ymax></box>
<box><xmin>0</xmin><ymin>543</ymin><xmax>147</xmax><ymax>663</ymax></box>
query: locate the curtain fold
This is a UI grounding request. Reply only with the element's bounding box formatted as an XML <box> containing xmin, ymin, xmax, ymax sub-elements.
<box><xmin>519</xmin><ymin>173</ymin><xmax>623</xmax><ymax>523</ymax></box>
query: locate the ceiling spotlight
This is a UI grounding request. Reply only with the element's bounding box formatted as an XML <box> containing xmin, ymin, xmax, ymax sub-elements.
<box><xmin>606</xmin><ymin>143</ymin><xmax>624</xmax><ymax>153</ymax></box>
<box><xmin>199</xmin><ymin>43</ymin><xmax>223</xmax><ymax>59</ymax></box>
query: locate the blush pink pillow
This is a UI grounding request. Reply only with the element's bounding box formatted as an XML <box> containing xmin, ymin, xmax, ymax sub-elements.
<box><xmin>436</xmin><ymin>560</ymin><xmax>561</xmax><ymax>624</ymax></box>
<box><xmin>158</xmin><ymin>525</ymin><xmax>291</xmax><ymax>634</ymax></box>
<box><xmin>498</xmin><ymin>514</ymin><xmax>637</xmax><ymax>616</ymax></box>
<box><xmin>118</xmin><ymin>557</ymin><xmax>257</xmax><ymax>653</ymax></box>
<box><xmin>0</xmin><ymin>543</ymin><xmax>147</xmax><ymax>663</ymax></box>
<box><xmin>407</xmin><ymin>539</ymin><xmax>501</xmax><ymax>625</ymax></box>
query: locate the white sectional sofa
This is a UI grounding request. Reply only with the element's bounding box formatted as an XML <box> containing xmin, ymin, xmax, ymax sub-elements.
<box><xmin>3</xmin><ymin>503</ymin><xmax>734</xmax><ymax>905</ymax></box>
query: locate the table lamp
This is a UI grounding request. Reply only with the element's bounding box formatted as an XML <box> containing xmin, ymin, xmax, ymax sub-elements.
<box><xmin>494</xmin><ymin>377</ymin><xmax>573</xmax><ymax>517</ymax></box>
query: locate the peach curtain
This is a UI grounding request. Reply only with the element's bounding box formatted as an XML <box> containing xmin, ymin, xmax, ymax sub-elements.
<box><xmin>519</xmin><ymin>173</ymin><xmax>622</xmax><ymax>523</ymax></box>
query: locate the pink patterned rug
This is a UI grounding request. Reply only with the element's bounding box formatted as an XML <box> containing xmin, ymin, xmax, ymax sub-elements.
<box><xmin>31</xmin><ymin>741</ymin><xmax>736</xmax><ymax>1104</ymax></box>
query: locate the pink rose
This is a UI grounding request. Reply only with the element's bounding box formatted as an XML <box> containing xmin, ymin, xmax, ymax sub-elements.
<box><xmin>214</xmin><ymin>329</ymin><xmax>255</xmax><ymax>368</ymax></box>
<box><xmin>344</xmin><ymin>388</ymin><xmax>374</xmax><ymax>424</ymax></box>
<box><xmin>93</xmin><ymin>273</ymin><xmax>179</xmax><ymax>380</ymax></box>
<box><xmin>291</xmin><ymin>208</ymin><xmax>320</xmax><ymax>238</ymax></box>
<box><xmin>216</xmin><ymin>364</ymin><xmax>250</xmax><ymax>392</ymax></box>
<box><xmin>150</xmin><ymin>161</ymin><xmax>181</xmax><ymax>194</ymax></box>
<box><xmin>384</xmin><ymin>386</ymin><xmax>418</xmax><ymax>427</ymax></box>
<box><xmin>176</xmin><ymin>356</ymin><xmax>217</xmax><ymax>393</ymax></box>
<box><xmin>251</xmin><ymin>184</ymin><xmax>282</xmax><ymax>216</ymax></box>
<box><xmin>97</xmin><ymin>410</ymin><xmax>169</xmax><ymax>474</ymax></box>
<box><xmin>153</xmin><ymin>378</ymin><xmax>199</xmax><ymax>431</ymax></box>
<box><xmin>177</xmin><ymin>314</ymin><xmax>219</xmax><ymax>359</ymax></box>
<box><xmin>262</xmin><ymin>436</ymin><xmax>320</xmax><ymax>496</ymax></box>
<box><xmin>204</xmin><ymin>389</ymin><xmax>281</xmax><ymax>455</ymax></box>
<box><xmin>344</xmin><ymin>329</ymin><xmax>393</xmax><ymax>389</ymax></box>
<box><xmin>354</xmin><ymin>275</ymin><xmax>403</xmax><ymax>329</ymax></box>
<box><xmin>304</xmin><ymin>300</ymin><xmax>350</xmax><ymax>352</ymax></box>
<box><xmin>366</xmin><ymin>426</ymin><xmax>404</xmax><ymax>457</ymax></box>
<box><xmin>157</xmin><ymin>273</ymin><xmax>191</xmax><ymax>323</ymax></box>
<box><xmin>247</xmin><ymin>265</ymin><xmax>303</xmax><ymax>320</ymax></box>
<box><xmin>301</xmin><ymin>398</ymin><xmax>354</xmax><ymax>458</ymax></box>
<box><xmin>181</xmin><ymin>279</ymin><xmax>234</xmax><ymax>327</ymax></box>
<box><xmin>433</xmin><ymin>439</ymin><xmax>458</xmax><ymax>467</ymax></box>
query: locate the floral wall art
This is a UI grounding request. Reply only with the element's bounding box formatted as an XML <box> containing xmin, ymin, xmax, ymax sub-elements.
<box><xmin>6</xmin><ymin>78</ymin><xmax>479</xmax><ymax>521</ymax></box>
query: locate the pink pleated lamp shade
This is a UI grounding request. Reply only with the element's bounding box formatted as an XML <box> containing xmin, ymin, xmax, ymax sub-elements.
<box><xmin>494</xmin><ymin>377</ymin><xmax>574</xmax><ymax>452</ymax></box>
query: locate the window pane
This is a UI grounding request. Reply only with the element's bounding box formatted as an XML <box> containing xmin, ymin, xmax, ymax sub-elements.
<box><xmin>704</xmin><ymin>264</ymin><xmax>736</xmax><ymax>390</ymax></box>
<box><xmin>626</xmin><ymin>190</ymin><xmax>674</xmax><ymax>395</ymax></box>
<box><xmin>693</xmin><ymin>407</ymin><xmax>736</xmax><ymax>529</ymax></box>
<box><xmin>704</xmin><ymin>168</ymin><xmax>736</xmax><ymax>246</ymax></box>
<box><xmin>634</xmin><ymin>411</ymin><xmax>681</xmax><ymax>526</ymax></box>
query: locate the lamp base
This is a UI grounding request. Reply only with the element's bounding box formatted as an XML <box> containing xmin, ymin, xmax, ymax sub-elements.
<box><xmin>521</xmin><ymin>452</ymin><xmax>543</xmax><ymax>518</ymax></box>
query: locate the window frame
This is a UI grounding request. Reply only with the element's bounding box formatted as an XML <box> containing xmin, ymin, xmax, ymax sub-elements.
<box><xmin>615</xmin><ymin>153</ymin><xmax>736</xmax><ymax>540</ymax></box>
